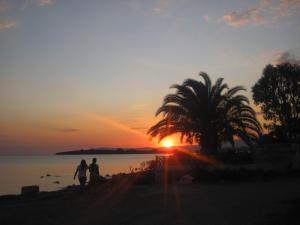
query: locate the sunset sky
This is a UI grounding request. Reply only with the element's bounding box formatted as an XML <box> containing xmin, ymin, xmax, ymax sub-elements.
<box><xmin>0</xmin><ymin>0</ymin><xmax>299</xmax><ymax>154</ymax></box>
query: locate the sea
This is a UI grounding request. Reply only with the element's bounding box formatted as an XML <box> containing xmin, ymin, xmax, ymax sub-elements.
<box><xmin>0</xmin><ymin>154</ymin><xmax>161</xmax><ymax>196</ymax></box>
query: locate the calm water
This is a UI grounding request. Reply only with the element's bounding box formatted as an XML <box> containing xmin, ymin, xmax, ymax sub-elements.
<box><xmin>0</xmin><ymin>154</ymin><xmax>160</xmax><ymax>195</ymax></box>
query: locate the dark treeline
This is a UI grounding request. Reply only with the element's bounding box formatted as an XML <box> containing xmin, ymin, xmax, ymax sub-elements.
<box><xmin>56</xmin><ymin>147</ymin><xmax>172</xmax><ymax>155</ymax></box>
<box><xmin>252</xmin><ymin>63</ymin><xmax>300</xmax><ymax>145</ymax></box>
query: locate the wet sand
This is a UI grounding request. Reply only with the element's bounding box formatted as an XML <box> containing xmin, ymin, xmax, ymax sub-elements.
<box><xmin>0</xmin><ymin>177</ymin><xmax>300</xmax><ymax>225</ymax></box>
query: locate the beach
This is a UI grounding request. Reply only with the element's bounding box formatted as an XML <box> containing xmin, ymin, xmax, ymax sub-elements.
<box><xmin>1</xmin><ymin>177</ymin><xmax>299</xmax><ymax>225</ymax></box>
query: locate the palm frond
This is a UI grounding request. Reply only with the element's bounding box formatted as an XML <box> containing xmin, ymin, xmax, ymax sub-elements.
<box><xmin>148</xmin><ymin>72</ymin><xmax>262</xmax><ymax>154</ymax></box>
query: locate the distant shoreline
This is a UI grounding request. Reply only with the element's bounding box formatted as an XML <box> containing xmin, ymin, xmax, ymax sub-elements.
<box><xmin>55</xmin><ymin>148</ymin><xmax>171</xmax><ymax>155</ymax></box>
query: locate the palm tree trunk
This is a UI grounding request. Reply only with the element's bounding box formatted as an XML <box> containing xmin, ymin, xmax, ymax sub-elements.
<box><xmin>200</xmin><ymin>133</ymin><xmax>218</xmax><ymax>155</ymax></box>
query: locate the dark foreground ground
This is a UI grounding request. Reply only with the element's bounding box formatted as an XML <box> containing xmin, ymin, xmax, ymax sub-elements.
<box><xmin>0</xmin><ymin>177</ymin><xmax>300</xmax><ymax>225</ymax></box>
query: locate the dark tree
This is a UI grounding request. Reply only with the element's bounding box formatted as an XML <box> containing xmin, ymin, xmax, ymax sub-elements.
<box><xmin>148</xmin><ymin>72</ymin><xmax>261</xmax><ymax>155</ymax></box>
<box><xmin>252</xmin><ymin>63</ymin><xmax>300</xmax><ymax>143</ymax></box>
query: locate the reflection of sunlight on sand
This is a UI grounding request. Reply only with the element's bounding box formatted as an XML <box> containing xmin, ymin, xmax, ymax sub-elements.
<box><xmin>157</xmin><ymin>145</ymin><xmax>217</xmax><ymax>212</ymax></box>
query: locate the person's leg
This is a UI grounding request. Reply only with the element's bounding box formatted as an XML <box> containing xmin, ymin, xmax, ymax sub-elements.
<box><xmin>89</xmin><ymin>175</ymin><xmax>94</xmax><ymax>185</ymax></box>
<box><xmin>79</xmin><ymin>177</ymin><xmax>87</xmax><ymax>192</ymax></box>
<box><xmin>82</xmin><ymin>177</ymin><xmax>87</xmax><ymax>186</ymax></box>
<box><xmin>79</xmin><ymin>177</ymin><xmax>84</xmax><ymax>186</ymax></box>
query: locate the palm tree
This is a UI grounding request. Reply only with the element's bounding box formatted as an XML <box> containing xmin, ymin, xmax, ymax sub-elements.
<box><xmin>148</xmin><ymin>72</ymin><xmax>262</xmax><ymax>155</ymax></box>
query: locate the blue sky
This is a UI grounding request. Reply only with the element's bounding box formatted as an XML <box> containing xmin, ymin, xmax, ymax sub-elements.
<box><xmin>0</xmin><ymin>0</ymin><xmax>299</xmax><ymax>154</ymax></box>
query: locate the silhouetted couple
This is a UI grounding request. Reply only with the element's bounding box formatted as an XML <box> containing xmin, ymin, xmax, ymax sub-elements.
<box><xmin>73</xmin><ymin>158</ymin><xmax>100</xmax><ymax>189</ymax></box>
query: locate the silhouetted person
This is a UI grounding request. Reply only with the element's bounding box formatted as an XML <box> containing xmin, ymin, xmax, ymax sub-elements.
<box><xmin>74</xmin><ymin>160</ymin><xmax>88</xmax><ymax>191</ymax></box>
<box><xmin>89</xmin><ymin>158</ymin><xmax>100</xmax><ymax>185</ymax></box>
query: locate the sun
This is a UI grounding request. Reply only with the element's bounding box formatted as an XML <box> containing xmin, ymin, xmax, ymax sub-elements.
<box><xmin>162</xmin><ymin>139</ymin><xmax>173</xmax><ymax>148</ymax></box>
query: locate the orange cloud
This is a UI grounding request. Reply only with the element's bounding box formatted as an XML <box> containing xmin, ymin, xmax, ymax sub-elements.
<box><xmin>219</xmin><ymin>0</ymin><xmax>300</xmax><ymax>27</ymax></box>
<box><xmin>272</xmin><ymin>49</ymin><xmax>300</xmax><ymax>65</ymax></box>
<box><xmin>22</xmin><ymin>0</ymin><xmax>54</xmax><ymax>9</ymax></box>
<box><xmin>36</xmin><ymin>0</ymin><xmax>53</xmax><ymax>7</ymax></box>
<box><xmin>223</xmin><ymin>7</ymin><xmax>265</xmax><ymax>27</ymax></box>
<box><xmin>54</xmin><ymin>128</ymin><xmax>80</xmax><ymax>133</ymax></box>
<box><xmin>0</xmin><ymin>19</ymin><xmax>16</xmax><ymax>30</ymax></box>
<box><xmin>151</xmin><ymin>0</ymin><xmax>171</xmax><ymax>15</ymax></box>
<box><xmin>202</xmin><ymin>15</ymin><xmax>211</xmax><ymax>22</ymax></box>
<box><xmin>278</xmin><ymin>0</ymin><xmax>300</xmax><ymax>16</ymax></box>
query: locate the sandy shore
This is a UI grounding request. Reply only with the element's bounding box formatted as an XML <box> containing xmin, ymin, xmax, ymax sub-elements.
<box><xmin>0</xmin><ymin>177</ymin><xmax>300</xmax><ymax>225</ymax></box>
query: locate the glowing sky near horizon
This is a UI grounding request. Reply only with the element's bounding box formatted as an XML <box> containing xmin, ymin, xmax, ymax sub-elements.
<box><xmin>0</xmin><ymin>0</ymin><xmax>299</xmax><ymax>154</ymax></box>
